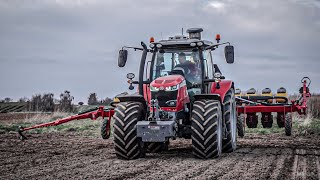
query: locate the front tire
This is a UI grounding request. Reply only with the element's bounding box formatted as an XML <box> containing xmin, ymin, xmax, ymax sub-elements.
<box><xmin>113</xmin><ymin>102</ymin><xmax>145</xmax><ymax>160</ymax></box>
<box><xmin>191</xmin><ymin>100</ymin><xmax>222</xmax><ymax>159</ymax></box>
<box><xmin>222</xmin><ymin>89</ymin><xmax>237</xmax><ymax>152</ymax></box>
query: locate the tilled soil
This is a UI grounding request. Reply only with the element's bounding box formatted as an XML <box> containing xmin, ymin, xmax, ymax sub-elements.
<box><xmin>0</xmin><ymin>132</ymin><xmax>319</xmax><ymax>180</ymax></box>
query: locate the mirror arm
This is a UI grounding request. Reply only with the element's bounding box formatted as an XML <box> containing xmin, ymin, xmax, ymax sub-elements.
<box><xmin>122</xmin><ymin>45</ymin><xmax>152</xmax><ymax>52</ymax></box>
<box><xmin>122</xmin><ymin>46</ymin><xmax>143</xmax><ymax>51</ymax></box>
<box><xmin>205</xmin><ymin>42</ymin><xmax>231</xmax><ymax>50</ymax></box>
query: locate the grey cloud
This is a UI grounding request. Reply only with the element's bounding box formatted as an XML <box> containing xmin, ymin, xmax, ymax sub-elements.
<box><xmin>0</xmin><ymin>0</ymin><xmax>319</xmax><ymax>103</ymax></box>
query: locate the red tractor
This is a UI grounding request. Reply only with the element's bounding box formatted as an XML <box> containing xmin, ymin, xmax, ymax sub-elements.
<box><xmin>112</xmin><ymin>28</ymin><xmax>238</xmax><ymax>159</ymax></box>
<box><xmin>19</xmin><ymin>28</ymin><xmax>239</xmax><ymax>159</ymax></box>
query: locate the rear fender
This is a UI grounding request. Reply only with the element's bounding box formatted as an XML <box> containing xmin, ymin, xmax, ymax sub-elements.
<box><xmin>210</xmin><ymin>80</ymin><xmax>234</xmax><ymax>102</ymax></box>
<box><xmin>194</xmin><ymin>94</ymin><xmax>221</xmax><ymax>102</ymax></box>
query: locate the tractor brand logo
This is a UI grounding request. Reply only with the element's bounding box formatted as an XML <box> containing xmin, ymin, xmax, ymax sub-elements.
<box><xmin>160</xmin><ymin>86</ymin><xmax>164</xmax><ymax>90</ymax></box>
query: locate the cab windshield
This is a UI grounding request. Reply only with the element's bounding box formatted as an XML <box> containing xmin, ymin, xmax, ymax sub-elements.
<box><xmin>152</xmin><ymin>50</ymin><xmax>202</xmax><ymax>86</ymax></box>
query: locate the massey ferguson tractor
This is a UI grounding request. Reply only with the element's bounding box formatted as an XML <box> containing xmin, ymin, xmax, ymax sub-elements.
<box><xmin>18</xmin><ymin>28</ymin><xmax>239</xmax><ymax>159</ymax></box>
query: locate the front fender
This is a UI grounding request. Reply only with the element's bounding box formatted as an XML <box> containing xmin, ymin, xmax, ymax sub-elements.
<box><xmin>210</xmin><ymin>80</ymin><xmax>234</xmax><ymax>102</ymax></box>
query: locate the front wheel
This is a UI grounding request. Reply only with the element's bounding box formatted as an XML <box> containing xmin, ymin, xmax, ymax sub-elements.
<box><xmin>191</xmin><ymin>99</ymin><xmax>222</xmax><ymax>159</ymax></box>
<box><xmin>113</xmin><ymin>102</ymin><xmax>145</xmax><ymax>160</ymax></box>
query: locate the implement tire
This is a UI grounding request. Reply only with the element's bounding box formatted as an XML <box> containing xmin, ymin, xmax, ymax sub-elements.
<box><xmin>261</xmin><ymin>113</ymin><xmax>273</xmax><ymax>128</ymax></box>
<box><xmin>246</xmin><ymin>113</ymin><xmax>258</xmax><ymax>128</ymax></box>
<box><xmin>113</xmin><ymin>102</ymin><xmax>145</xmax><ymax>160</ymax></box>
<box><xmin>101</xmin><ymin>118</ymin><xmax>111</xmax><ymax>139</ymax></box>
<box><xmin>222</xmin><ymin>89</ymin><xmax>237</xmax><ymax>153</ymax></box>
<box><xmin>285</xmin><ymin>113</ymin><xmax>292</xmax><ymax>136</ymax></box>
<box><xmin>277</xmin><ymin>113</ymin><xmax>285</xmax><ymax>128</ymax></box>
<box><xmin>191</xmin><ymin>100</ymin><xmax>222</xmax><ymax>159</ymax></box>
<box><xmin>237</xmin><ymin>114</ymin><xmax>245</xmax><ymax>137</ymax></box>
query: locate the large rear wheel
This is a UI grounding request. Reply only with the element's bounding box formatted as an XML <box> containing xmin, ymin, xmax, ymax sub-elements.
<box><xmin>191</xmin><ymin>100</ymin><xmax>222</xmax><ymax>159</ymax></box>
<box><xmin>222</xmin><ymin>89</ymin><xmax>237</xmax><ymax>152</ymax></box>
<box><xmin>113</xmin><ymin>102</ymin><xmax>145</xmax><ymax>160</ymax></box>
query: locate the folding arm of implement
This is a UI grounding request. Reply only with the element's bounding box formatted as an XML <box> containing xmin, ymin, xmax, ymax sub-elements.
<box><xmin>17</xmin><ymin>106</ymin><xmax>114</xmax><ymax>140</ymax></box>
<box><xmin>236</xmin><ymin>77</ymin><xmax>311</xmax><ymax>115</ymax></box>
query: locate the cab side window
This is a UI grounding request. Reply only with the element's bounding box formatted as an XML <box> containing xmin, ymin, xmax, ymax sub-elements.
<box><xmin>203</xmin><ymin>50</ymin><xmax>214</xmax><ymax>79</ymax></box>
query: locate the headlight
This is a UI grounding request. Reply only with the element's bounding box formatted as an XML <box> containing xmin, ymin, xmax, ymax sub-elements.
<box><xmin>197</xmin><ymin>42</ymin><xmax>203</xmax><ymax>46</ymax></box>
<box><xmin>150</xmin><ymin>85</ymin><xmax>159</xmax><ymax>91</ymax></box>
<box><xmin>190</xmin><ymin>42</ymin><xmax>196</xmax><ymax>47</ymax></box>
<box><xmin>165</xmin><ymin>85</ymin><xmax>178</xmax><ymax>91</ymax></box>
<box><xmin>149</xmin><ymin>43</ymin><xmax>155</xmax><ymax>48</ymax></box>
<box><xmin>156</xmin><ymin>44</ymin><xmax>162</xmax><ymax>48</ymax></box>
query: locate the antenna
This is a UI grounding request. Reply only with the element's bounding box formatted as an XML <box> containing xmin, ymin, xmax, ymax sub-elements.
<box><xmin>182</xmin><ymin>28</ymin><xmax>184</xmax><ymax>35</ymax></box>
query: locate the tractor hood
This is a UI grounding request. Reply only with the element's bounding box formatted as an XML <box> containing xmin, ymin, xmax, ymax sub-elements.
<box><xmin>151</xmin><ymin>75</ymin><xmax>184</xmax><ymax>88</ymax></box>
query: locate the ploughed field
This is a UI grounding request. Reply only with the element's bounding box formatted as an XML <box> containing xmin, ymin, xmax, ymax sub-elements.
<box><xmin>1</xmin><ymin>131</ymin><xmax>319</xmax><ymax>180</ymax></box>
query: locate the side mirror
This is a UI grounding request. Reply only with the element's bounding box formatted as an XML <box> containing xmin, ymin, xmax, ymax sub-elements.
<box><xmin>118</xmin><ymin>50</ymin><xmax>128</xmax><ymax>67</ymax></box>
<box><xmin>224</xmin><ymin>45</ymin><xmax>234</xmax><ymax>64</ymax></box>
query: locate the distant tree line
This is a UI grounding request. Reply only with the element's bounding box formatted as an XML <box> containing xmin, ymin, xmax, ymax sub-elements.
<box><xmin>87</xmin><ymin>93</ymin><xmax>112</xmax><ymax>105</ymax></box>
<box><xmin>1</xmin><ymin>91</ymin><xmax>114</xmax><ymax>112</ymax></box>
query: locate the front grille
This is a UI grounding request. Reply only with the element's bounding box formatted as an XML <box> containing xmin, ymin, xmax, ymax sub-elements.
<box><xmin>151</xmin><ymin>90</ymin><xmax>178</xmax><ymax>107</ymax></box>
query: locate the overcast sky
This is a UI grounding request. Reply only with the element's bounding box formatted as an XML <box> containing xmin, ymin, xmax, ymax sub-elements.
<box><xmin>0</xmin><ymin>0</ymin><xmax>319</xmax><ymax>103</ymax></box>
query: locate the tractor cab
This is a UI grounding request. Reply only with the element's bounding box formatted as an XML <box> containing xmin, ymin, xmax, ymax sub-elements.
<box><xmin>118</xmin><ymin>28</ymin><xmax>234</xmax><ymax>110</ymax></box>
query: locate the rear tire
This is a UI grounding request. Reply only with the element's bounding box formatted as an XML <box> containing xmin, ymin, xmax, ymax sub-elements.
<box><xmin>101</xmin><ymin>118</ymin><xmax>111</xmax><ymax>139</ymax></box>
<box><xmin>237</xmin><ymin>114</ymin><xmax>245</xmax><ymax>137</ymax></box>
<box><xmin>285</xmin><ymin>113</ymin><xmax>292</xmax><ymax>136</ymax></box>
<box><xmin>191</xmin><ymin>100</ymin><xmax>222</xmax><ymax>159</ymax></box>
<box><xmin>113</xmin><ymin>102</ymin><xmax>145</xmax><ymax>160</ymax></box>
<box><xmin>222</xmin><ymin>89</ymin><xmax>237</xmax><ymax>153</ymax></box>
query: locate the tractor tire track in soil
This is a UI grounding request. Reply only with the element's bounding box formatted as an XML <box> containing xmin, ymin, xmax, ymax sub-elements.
<box><xmin>0</xmin><ymin>132</ymin><xmax>319</xmax><ymax>180</ymax></box>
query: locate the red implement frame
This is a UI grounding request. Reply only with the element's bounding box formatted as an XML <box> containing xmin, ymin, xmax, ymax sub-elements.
<box><xmin>236</xmin><ymin>78</ymin><xmax>311</xmax><ymax>115</ymax></box>
<box><xmin>18</xmin><ymin>106</ymin><xmax>114</xmax><ymax>140</ymax></box>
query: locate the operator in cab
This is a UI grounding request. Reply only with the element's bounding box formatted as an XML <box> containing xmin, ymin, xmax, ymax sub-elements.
<box><xmin>174</xmin><ymin>52</ymin><xmax>201</xmax><ymax>86</ymax></box>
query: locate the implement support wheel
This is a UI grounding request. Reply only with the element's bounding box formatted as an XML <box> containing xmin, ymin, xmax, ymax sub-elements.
<box><xmin>277</xmin><ymin>113</ymin><xmax>285</xmax><ymax>128</ymax></box>
<box><xmin>237</xmin><ymin>114</ymin><xmax>245</xmax><ymax>137</ymax></box>
<box><xmin>285</xmin><ymin>113</ymin><xmax>292</xmax><ymax>136</ymax></box>
<box><xmin>101</xmin><ymin>118</ymin><xmax>111</xmax><ymax>139</ymax></box>
<box><xmin>246</xmin><ymin>113</ymin><xmax>258</xmax><ymax>128</ymax></box>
